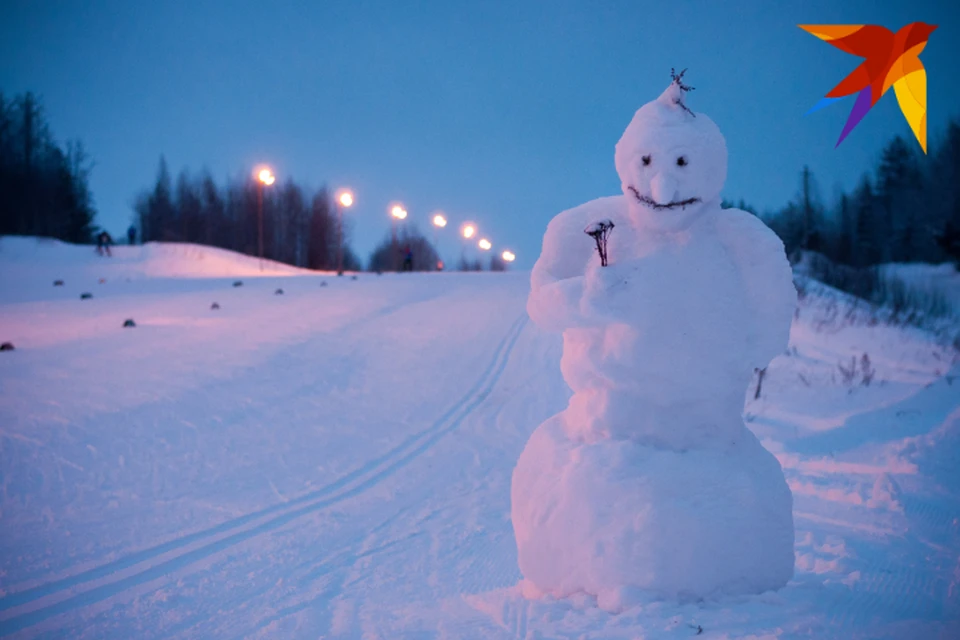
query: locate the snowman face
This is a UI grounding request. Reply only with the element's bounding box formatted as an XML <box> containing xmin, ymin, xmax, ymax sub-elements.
<box><xmin>615</xmin><ymin>106</ymin><xmax>727</xmax><ymax>232</ymax></box>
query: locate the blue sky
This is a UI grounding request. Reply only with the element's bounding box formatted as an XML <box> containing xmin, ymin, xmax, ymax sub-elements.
<box><xmin>2</xmin><ymin>0</ymin><xmax>957</xmax><ymax>269</ymax></box>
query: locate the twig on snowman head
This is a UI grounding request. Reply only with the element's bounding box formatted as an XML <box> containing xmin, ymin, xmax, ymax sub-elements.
<box><xmin>670</xmin><ymin>67</ymin><xmax>696</xmax><ymax>117</ymax></box>
<box><xmin>584</xmin><ymin>220</ymin><xmax>615</xmax><ymax>267</ymax></box>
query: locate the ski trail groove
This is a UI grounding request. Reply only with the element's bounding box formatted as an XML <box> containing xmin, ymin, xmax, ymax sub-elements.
<box><xmin>0</xmin><ymin>314</ymin><xmax>528</xmax><ymax>636</ymax></box>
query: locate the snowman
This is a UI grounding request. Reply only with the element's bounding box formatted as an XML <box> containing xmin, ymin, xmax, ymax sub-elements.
<box><xmin>512</xmin><ymin>71</ymin><xmax>796</xmax><ymax>608</ymax></box>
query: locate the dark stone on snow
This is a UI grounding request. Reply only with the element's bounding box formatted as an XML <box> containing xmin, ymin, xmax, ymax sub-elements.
<box><xmin>80</xmin><ymin>292</ymin><xmax>93</xmax><ymax>300</ymax></box>
<box><xmin>211</xmin><ymin>302</ymin><xmax>220</xmax><ymax>310</ymax></box>
<box><xmin>275</xmin><ymin>288</ymin><xmax>284</xmax><ymax>295</ymax></box>
<box><xmin>320</xmin><ymin>281</ymin><xmax>328</xmax><ymax>287</ymax></box>
<box><xmin>351</xmin><ymin>275</ymin><xmax>358</xmax><ymax>281</ymax></box>
<box><xmin>232</xmin><ymin>281</ymin><xmax>243</xmax><ymax>287</ymax></box>
<box><xmin>0</xmin><ymin>342</ymin><xmax>14</xmax><ymax>351</ymax></box>
<box><xmin>53</xmin><ymin>280</ymin><xmax>64</xmax><ymax>286</ymax></box>
<box><xmin>123</xmin><ymin>319</ymin><xmax>136</xmax><ymax>328</ymax></box>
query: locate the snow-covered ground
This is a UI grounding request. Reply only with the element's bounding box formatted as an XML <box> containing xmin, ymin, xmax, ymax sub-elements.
<box><xmin>0</xmin><ymin>237</ymin><xmax>958</xmax><ymax>639</ymax></box>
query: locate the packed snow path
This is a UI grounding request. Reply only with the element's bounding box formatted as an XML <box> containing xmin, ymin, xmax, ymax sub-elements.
<box><xmin>0</xmin><ymin>239</ymin><xmax>958</xmax><ymax>638</ymax></box>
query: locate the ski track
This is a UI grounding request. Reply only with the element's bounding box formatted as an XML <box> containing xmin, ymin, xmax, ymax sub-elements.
<box><xmin>0</xmin><ymin>314</ymin><xmax>529</xmax><ymax>636</ymax></box>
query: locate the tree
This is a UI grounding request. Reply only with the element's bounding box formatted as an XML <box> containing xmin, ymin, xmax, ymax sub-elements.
<box><xmin>850</xmin><ymin>175</ymin><xmax>881</xmax><ymax>267</ymax></box>
<box><xmin>875</xmin><ymin>135</ymin><xmax>927</xmax><ymax>262</ymax></box>
<box><xmin>931</xmin><ymin>121</ymin><xmax>960</xmax><ymax>265</ymax></box>
<box><xmin>141</xmin><ymin>157</ymin><xmax>175</xmax><ymax>242</ymax></box>
<box><xmin>131</xmin><ymin>161</ymin><xmax>355</xmax><ymax>271</ymax></box>
<box><xmin>367</xmin><ymin>225</ymin><xmax>439</xmax><ymax>272</ymax></box>
<box><xmin>0</xmin><ymin>91</ymin><xmax>97</xmax><ymax>242</ymax></box>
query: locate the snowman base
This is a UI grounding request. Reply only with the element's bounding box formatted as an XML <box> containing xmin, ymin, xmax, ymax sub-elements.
<box><xmin>510</xmin><ymin>411</ymin><xmax>794</xmax><ymax>606</ymax></box>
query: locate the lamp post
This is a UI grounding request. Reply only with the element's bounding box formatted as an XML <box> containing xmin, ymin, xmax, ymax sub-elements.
<box><xmin>390</xmin><ymin>204</ymin><xmax>407</xmax><ymax>271</ymax></box>
<box><xmin>478</xmin><ymin>238</ymin><xmax>492</xmax><ymax>251</ymax></box>
<box><xmin>432</xmin><ymin>212</ymin><xmax>447</xmax><ymax>270</ymax></box>
<box><xmin>335</xmin><ymin>190</ymin><xmax>354</xmax><ymax>275</ymax></box>
<box><xmin>256</xmin><ymin>167</ymin><xmax>276</xmax><ymax>271</ymax></box>
<box><xmin>501</xmin><ymin>250</ymin><xmax>516</xmax><ymax>263</ymax></box>
<box><xmin>460</xmin><ymin>223</ymin><xmax>476</xmax><ymax>270</ymax></box>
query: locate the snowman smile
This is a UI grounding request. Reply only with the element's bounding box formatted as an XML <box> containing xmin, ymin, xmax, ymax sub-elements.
<box><xmin>627</xmin><ymin>186</ymin><xmax>701</xmax><ymax>210</ymax></box>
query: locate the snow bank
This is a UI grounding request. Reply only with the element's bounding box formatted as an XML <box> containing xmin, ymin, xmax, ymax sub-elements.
<box><xmin>0</xmin><ymin>235</ymin><xmax>308</xmax><ymax>279</ymax></box>
<box><xmin>0</xmin><ymin>236</ymin><xmax>310</xmax><ymax>303</ymax></box>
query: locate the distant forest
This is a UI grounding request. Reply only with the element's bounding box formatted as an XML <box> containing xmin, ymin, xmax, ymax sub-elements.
<box><xmin>134</xmin><ymin>161</ymin><xmax>507</xmax><ymax>272</ymax></box>
<box><xmin>133</xmin><ymin>160</ymin><xmax>364</xmax><ymax>272</ymax></box>
<box><xmin>0</xmin><ymin>92</ymin><xmax>97</xmax><ymax>243</ymax></box>
<box><xmin>724</xmin><ymin>119</ymin><xmax>960</xmax><ymax>269</ymax></box>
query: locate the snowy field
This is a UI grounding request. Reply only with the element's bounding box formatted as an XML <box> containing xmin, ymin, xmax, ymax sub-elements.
<box><xmin>0</xmin><ymin>236</ymin><xmax>958</xmax><ymax>639</ymax></box>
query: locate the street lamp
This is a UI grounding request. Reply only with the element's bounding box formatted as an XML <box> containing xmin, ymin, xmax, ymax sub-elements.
<box><xmin>458</xmin><ymin>223</ymin><xmax>477</xmax><ymax>271</ymax></box>
<box><xmin>335</xmin><ymin>189</ymin><xmax>354</xmax><ymax>275</ymax></box>
<box><xmin>431</xmin><ymin>212</ymin><xmax>447</xmax><ymax>271</ymax></box>
<box><xmin>478</xmin><ymin>238</ymin><xmax>492</xmax><ymax>251</ymax></box>
<box><xmin>502</xmin><ymin>250</ymin><xmax>516</xmax><ymax>262</ymax></box>
<box><xmin>256</xmin><ymin>167</ymin><xmax>276</xmax><ymax>270</ymax></box>
<box><xmin>390</xmin><ymin>203</ymin><xmax>408</xmax><ymax>271</ymax></box>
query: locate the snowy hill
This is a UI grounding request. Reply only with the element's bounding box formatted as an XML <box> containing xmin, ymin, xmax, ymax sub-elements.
<box><xmin>0</xmin><ymin>238</ymin><xmax>958</xmax><ymax>638</ymax></box>
<box><xmin>0</xmin><ymin>236</ymin><xmax>310</xmax><ymax>304</ymax></box>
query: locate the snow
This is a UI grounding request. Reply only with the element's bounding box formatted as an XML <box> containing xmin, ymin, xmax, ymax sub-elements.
<box><xmin>515</xmin><ymin>80</ymin><xmax>796</xmax><ymax>602</ymax></box>
<box><xmin>0</xmin><ymin>236</ymin><xmax>307</xmax><ymax>303</ymax></box>
<box><xmin>0</xmin><ymin>236</ymin><xmax>958</xmax><ymax>638</ymax></box>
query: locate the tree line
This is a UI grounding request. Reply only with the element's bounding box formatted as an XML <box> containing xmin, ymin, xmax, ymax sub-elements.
<box><xmin>135</xmin><ymin>158</ymin><xmax>510</xmax><ymax>272</ymax></box>
<box><xmin>0</xmin><ymin>92</ymin><xmax>97</xmax><ymax>243</ymax></box>
<box><xmin>134</xmin><ymin>158</ymin><xmax>363</xmax><ymax>271</ymax></box>
<box><xmin>730</xmin><ymin>118</ymin><xmax>960</xmax><ymax>269</ymax></box>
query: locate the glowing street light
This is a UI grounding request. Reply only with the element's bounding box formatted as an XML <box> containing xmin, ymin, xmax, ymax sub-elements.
<box><xmin>391</xmin><ymin>204</ymin><xmax>408</xmax><ymax>220</ymax></box>
<box><xmin>255</xmin><ymin>166</ymin><xmax>276</xmax><ymax>270</ymax></box>
<box><xmin>258</xmin><ymin>168</ymin><xmax>276</xmax><ymax>186</ymax></box>
<box><xmin>431</xmin><ymin>213</ymin><xmax>447</xmax><ymax>271</ymax></box>
<box><xmin>502</xmin><ymin>250</ymin><xmax>516</xmax><ymax>262</ymax></box>
<box><xmin>461</xmin><ymin>224</ymin><xmax>476</xmax><ymax>239</ymax></box>
<box><xmin>478</xmin><ymin>238</ymin><xmax>492</xmax><ymax>251</ymax></box>
<box><xmin>335</xmin><ymin>189</ymin><xmax>354</xmax><ymax>275</ymax></box>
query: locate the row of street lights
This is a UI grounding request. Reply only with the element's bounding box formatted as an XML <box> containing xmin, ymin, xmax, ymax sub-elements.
<box><xmin>255</xmin><ymin>165</ymin><xmax>517</xmax><ymax>272</ymax></box>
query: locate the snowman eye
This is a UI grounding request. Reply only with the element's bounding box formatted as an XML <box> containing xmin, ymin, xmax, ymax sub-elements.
<box><xmin>676</xmin><ymin>156</ymin><xmax>687</xmax><ymax>167</ymax></box>
<box><xmin>641</xmin><ymin>155</ymin><xmax>651</xmax><ymax>166</ymax></box>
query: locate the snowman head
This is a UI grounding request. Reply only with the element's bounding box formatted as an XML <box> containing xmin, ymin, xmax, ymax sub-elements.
<box><xmin>614</xmin><ymin>74</ymin><xmax>727</xmax><ymax>232</ymax></box>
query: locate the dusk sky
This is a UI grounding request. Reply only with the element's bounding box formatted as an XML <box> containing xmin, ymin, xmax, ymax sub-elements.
<box><xmin>2</xmin><ymin>0</ymin><xmax>957</xmax><ymax>269</ymax></box>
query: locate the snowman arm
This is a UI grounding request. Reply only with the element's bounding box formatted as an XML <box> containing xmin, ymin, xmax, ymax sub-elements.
<box><xmin>527</xmin><ymin>208</ymin><xmax>598</xmax><ymax>331</ymax></box>
<box><xmin>716</xmin><ymin>209</ymin><xmax>797</xmax><ymax>369</ymax></box>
